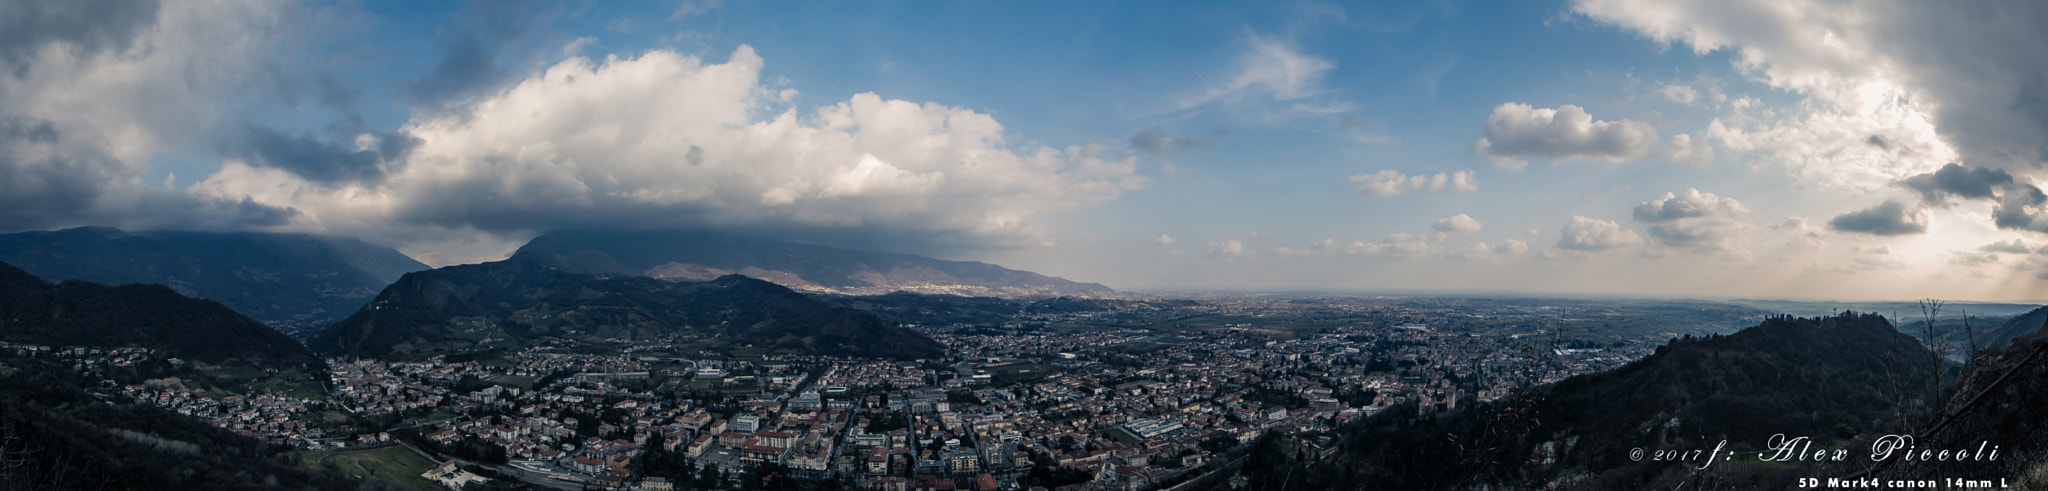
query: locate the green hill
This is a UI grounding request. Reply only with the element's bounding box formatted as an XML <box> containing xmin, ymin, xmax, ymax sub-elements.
<box><xmin>308</xmin><ymin>252</ymin><xmax>946</xmax><ymax>360</ymax></box>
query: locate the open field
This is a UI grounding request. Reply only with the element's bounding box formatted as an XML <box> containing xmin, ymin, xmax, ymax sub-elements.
<box><xmin>299</xmin><ymin>445</ymin><xmax>440</xmax><ymax>490</ymax></box>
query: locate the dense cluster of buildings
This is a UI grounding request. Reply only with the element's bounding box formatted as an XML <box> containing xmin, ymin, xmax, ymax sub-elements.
<box><xmin>4</xmin><ymin>298</ymin><xmax>1671</xmax><ymax>490</ymax></box>
<box><xmin>0</xmin><ymin>343</ymin><xmax>334</xmax><ymax>446</ymax></box>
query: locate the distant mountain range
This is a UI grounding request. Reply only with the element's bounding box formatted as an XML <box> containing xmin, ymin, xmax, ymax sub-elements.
<box><xmin>1727</xmin><ymin>299</ymin><xmax>2044</xmax><ymax>319</ymax></box>
<box><xmin>517</xmin><ymin>229</ymin><xmax>1115</xmax><ymax>297</ymax></box>
<box><xmin>0</xmin><ymin>227</ymin><xmax>428</xmax><ymax>333</ymax></box>
<box><xmin>1983</xmin><ymin>306</ymin><xmax>2048</xmax><ymax>348</ymax></box>
<box><xmin>308</xmin><ymin>252</ymin><xmax>946</xmax><ymax>361</ymax></box>
<box><xmin>0</xmin><ymin>260</ymin><xmax>317</xmax><ymax>369</ymax></box>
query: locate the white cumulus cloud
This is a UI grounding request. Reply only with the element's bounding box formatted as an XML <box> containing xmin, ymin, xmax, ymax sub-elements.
<box><xmin>1350</xmin><ymin>170</ymin><xmax>1477</xmax><ymax>196</ymax></box>
<box><xmin>1432</xmin><ymin>214</ymin><xmax>1483</xmax><ymax>233</ymax></box>
<box><xmin>1660</xmin><ymin>84</ymin><xmax>1699</xmax><ymax>104</ymax></box>
<box><xmin>1574</xmin><ymin>0</ymin><xmax>1989</xmax><ymax>189</ymax></box>
<box><xmin>1556</xmin><ymin>215</ymin><xmax>1645</xmax><ymax>252</ymax></box>
<box><xmin>1473</xmin><ymin>103</ymin><xmax>1660</xmax><ymax>169</ymax></box>
<box><xmin>1209</xmin><ymin>238</ymin><xmax>1249</xmax><ymax>257</ymax></box>
<box><xmin>1632</xmin><ymin>188</ymin><xmax>1751</xmax><ymax>254</ymax></box>
<box><xmin>193</xmin><ymin>45</ymin><xmax>1146</xmax><ymax>253</ymax></box>
<box><xmin>0</xmin><ymin>0</ymin><xmax>300</xmax><ymax>232</ymax></box>
<box><xmin>1666</xmin><ymin>133</ymin><xmax>1714</xmax><ymax>166</ymax></box>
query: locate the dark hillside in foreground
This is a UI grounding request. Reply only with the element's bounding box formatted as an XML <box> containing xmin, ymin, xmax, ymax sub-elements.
<box><xmin>1981</xmin><ymin>306</ymin><xmax>2048</xmax><ymax>348</ymax></box>
<box><xmin>1873</xmin><ymin>313</ymin><xmax>2048</xmax><ymax>486</ymax></box>
<box><xmin>0</xmin><ymin>260</ymin><xmax>317</xmax><ymax>369</ymax></box>
<box><xmin>0</xmin><ymin>348</ymin><xmax>371</xmax><ymax>491</ymax></box>
<box><xmin>1240</xmin><ymin>312</ymin><xmax>1940</xmax><ymax>490</ymax></box>
<box><xmin>0</xmin><ymin>227</ymin><xmax>428</xmax><ymax>333</ymax></box>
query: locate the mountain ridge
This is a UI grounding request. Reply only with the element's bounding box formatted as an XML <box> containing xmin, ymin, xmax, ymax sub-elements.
<box><xmin>308</xmin><ymin>251</ymin><xmax>946</xmax><ymax>360</ymax></box>
<box><xmin>0</xmin><ymin>260</ymin><xmax>317</xmax><ymax>369</ymax></box>
<box><xmin>1982</xmin><ymin>306</ymin><xmax>2048</xmax><ymax>348</ymax></box>
<box><xmin>515</xmin><ymin>229</ymin><xmax>1115</xmax><ymax>298</ymax></box>
<box><xmin>0</xmin><ymin>227</ymin><xmax>429</xmax><ymax>333</ymax></box>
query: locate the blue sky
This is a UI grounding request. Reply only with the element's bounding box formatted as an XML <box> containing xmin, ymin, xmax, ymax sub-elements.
<box><xmin>8</xmin><ymin>0</ymin><xmax>2048</xmax><ymax>301</ymax></box>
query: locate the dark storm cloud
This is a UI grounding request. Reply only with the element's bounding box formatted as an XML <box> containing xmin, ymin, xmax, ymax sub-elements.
<box><xmin>0</xmin><ymin>0</ymin><xmax>159</xmax><ymax>74</ymax></box>
<box><xmin>1828</xmin><ymin>200</ymin><xmax>1928</xmax><ymax>236</ymax></box>
<box><xmin>1866</xmin><ymin>3</ymin><xmax>2048</xmax><ymax>170</ymax></box>
<box><xmin>0</xmin><ymin>116</ymin><xmax>56</xmax><ymax>142</ymax></box>
<box><xmin>405</xmin><ymin>0</ymin><xmax>549</xmax><ymax>110</ymax></box>
<box><xmin>131</xmin><ymin>195</ymin><xmax>299</xmax><ymax>231</ymax></box>
<box><xmin>1889</xmin><ymin>163</ymin><xmax>2048</xmax><ymax>234</ymax></box>
<box><xmin>407</xmin><ymin>33</ymin><xmax>500</xmax><ymax>108</ymax></box>
<box><xmin>386</xmin><ymin>188</ymin><xmax>991</xmax><ymax>257</ymax></box>
<box><xmin>0</xmin><ymin>114</ymin><xmax>297</xmax><ymax>232</ymax></box>
<box><xmin>684</xmin><ymin>145</ymin><xmax>704</xmax><ymax>166</ymax></box>
<box><xmin>223</xmin><ymin>119</ymin><xmax>420</xmax><ymax>184</ymax></box>
<box><xmin>1128</xmin><ymin>126</ymin><xmax>1214</xmax><ymax>156</ymax></box>
<box><xmin>2013</xmin><ymin>76</ymin><xmax>2048</xmax><ymax>163</ymax></box>
<box><xmin>1896</xmin><ymin>163</ymin><xmax>2015</xmax><ymax>205</ymax></box>
<box><xmin>313</xmin><ymin>72</ymin><xmax>361</xmax><ymax>111</ymax></box>
<box><xmin>1991</xmin><ymin>183</ymin><xmax>2048</xmax><ymax>233</ymax></box>
<box><xmin>0</xmin><ymin>116</ymin><xmax>104</xmax><ymax>227</ymax></box>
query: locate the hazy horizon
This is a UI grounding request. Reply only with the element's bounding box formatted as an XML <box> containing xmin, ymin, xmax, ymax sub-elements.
<box><xmin>7</xmin><ymin>1</ymin><xmax>2048</xmax><ymax>303</ymax></box>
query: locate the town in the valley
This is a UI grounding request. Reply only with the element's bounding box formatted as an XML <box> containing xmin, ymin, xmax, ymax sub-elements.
<box><xmin>2</xmin><ymin>296</ymin><xmax>1742</xmax><ymax>490</ymax></box>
